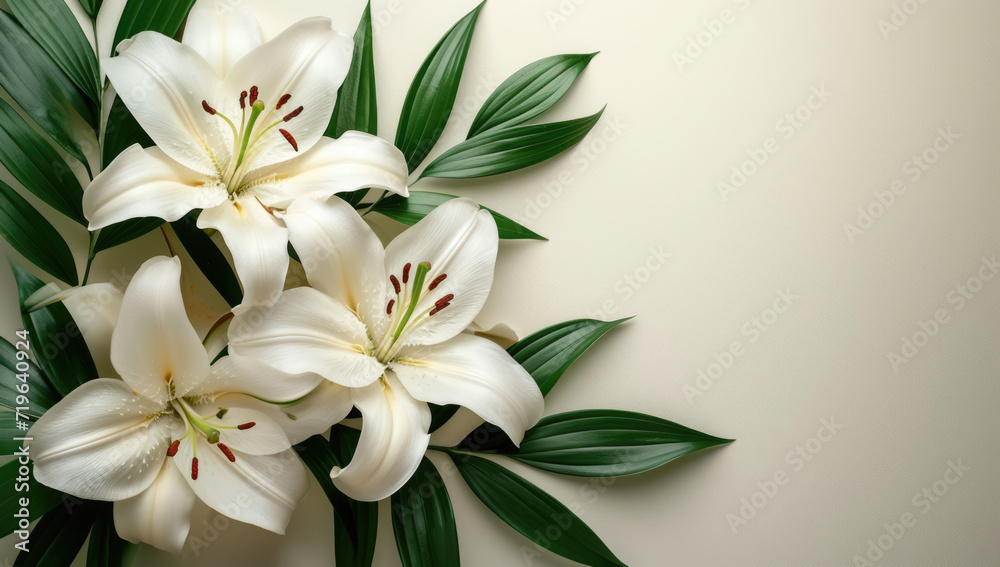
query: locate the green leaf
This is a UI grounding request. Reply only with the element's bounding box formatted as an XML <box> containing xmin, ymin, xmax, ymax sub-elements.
<box><xmin>420</xmin><ymin>108</ymin><xmax>604</xmax><ymax>180</ymax></box>
<box><xmin>501</xmin><ymin>410</ymin><xmax>732</xmax><ymax>477</ymax></box>
<box><xmin>0</xmin><ymin>181</ymin><xmax>79</xmax><ymax>285</ymax></box>
<box><xmin>372</xmin><ymin>191</ymin><xmax>546</xmax><ymax>241</ymax></box>
<box><xmin>15</xmin><ymin>500</ymin><xmax>98</xmax><ymax>567</ymax></box>
<box><xmin>328</xmin><ymin>1</ymin><xmax>377</xmax><ymax>139</ymax></box>
<box><xmin>427</xmin><ymin>403</ymin><xmax>460</xmax><ymax>434</ymax></box>
<box><xmin>80</xmin><ymin>0</ymin><xmax>103</xmax><ymax>20</ymax></box>
<box><xmin>0</xmin><ymin>411</ymin><xmax>32</xmax><ymax>454</ymax></box>
<box><xmin>170</xmin><ymin>212</ymin><xmax>242</xmax><ymax>308</ymax></box>
<box><xmin>8</xmin><ymin>0</ymin><xmax>102</xmax><ymax>102</ymax></box>
<box><xmin>11</xmin><ymin>263</ymin><xmax>98</xmax><ymax>397</ymax></box>
<box><xmin>93</xmin><ymin>217</ymin><xmax>163</xmax><ymax>253</ymax></box>
<box><xmin>449</xmin><ymin>454</ymin><xmax>626</xmax><ymax>567</ymax></box>
<box><xmin>458</xmin><ymin>318</ymin><xmax>629</xmax><ymax>451</ymax></box>
<box><xmin>296</xmin><ymin>435</ymin><xmax>358</xmax><ymax>544</ymax></box>
<box><xmin>0</xmin><ymin>11</ymin><xmax>93</xmax><ymax>164</ymax></box>
<box><xmin>0</xmin><ymin>95</ymin><xmax>86</xmax><ymax>224</ymax></box>
<box><xmin>391</xmin><ymin>457</ymin><xmax>459</xmax><ymax>567</ymax></box>
<box><xmin>0</xmin><ymin>459</ymin><xmax>65</xmax><ymax>538</ymax></box>
<box><xmin>87</xmin><ymin>503</ymin><xmax>135</xmax><ymax>567</ymax></box>
<box><xmin>395</xmin><ymin>2</ymin><xmax>483</xmax><ymax>172</ymax></box>
<box><xmin>113</xmin><ymin>0</ymin><xmax>197</xmax><ymax>49</ymax></box>
<box><xmin>102</xmin><ymin>96</ymin><xmax>153</xmax><ymax>169</ymax></box>
<box><xmin>0</xmin><ymin>337</ymin><xmax>60</xmax><ymax>417</ymax></box>
<box><xmin>469</xmin><ymin>53</ymin><xmax>597</xmax><ymax>137</ymax></box>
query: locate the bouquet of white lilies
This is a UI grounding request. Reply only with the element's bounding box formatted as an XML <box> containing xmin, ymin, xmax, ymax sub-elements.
<box><xmin>0</xmin><ymin>1</ymin><xmax>730</xmax><ymax>565</ymax></box>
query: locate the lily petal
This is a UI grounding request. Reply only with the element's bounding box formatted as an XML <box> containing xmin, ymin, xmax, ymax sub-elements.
<box><xmin>384</xmin><ymin>198</ymin><xmax>499</xmax><ymax>347</ymax></box>
<box><xmin>198</xmin><ymin>198</ymin><xmax>289</xmax><ymax>309</ymax></box>
<box><xmin>174</xmin><ymin>441</ymin><xmax>308</xmax><ymax>535</ymax></box>
<box><xmin>104</xmin><ymin>32</ymin><xmax>227</xmax><ymax>175</ymax></box>
<box><xmin>200</xmin><ymin>353</ymin><xmax>323</xmax><ymax>403</ymax></box>
<box><xmin>228</xmin><ymin>287</ymin><xmax>384</xmax><ymax>388</ymax></box>
<box><xmin>392</xmin><ymin>334</ymin><xmax>544</xmax><ymax>445</ymax></box>
<box><xmin>182</xmin><ymin>2</ymin><xmax>263</xmax><ymax>77</ymax></box>
<box><xmin>114</xmin><ymin>459</ymin><xmax>197</xmax><ymax>554</ymax></box>
<box><xmin>283</xmin><ymin>194</ymin><xmax>389</xmax><ymax>337</ymax></box>
<box><xmin>331</xmin><ymin>374</ymin><xmax>430</xmax><ymax>501</ymax></box>
<box><xmin>205</xmin><ymin>407</ymin><xmax>290</xmax><ymax>455</ymax></box>
<box><xmin>111</xmin><ymin>256</ymin><xmax>210</xmax><ymax>404</ymax></box>
<box><xmin>220</xmin><ymin>17</ymin><xmax>352</xmax><ymax>169</ymax></box>
<box><xmin>216</xmin><ymin>381</ymin><xmax>352</xmax><ymax>445</ymax></box>
<box><xmin>30</xmin><ymin>379</ymin><xmax>180</xmax><ymax>501</ymax></box>
<box><xmin>252</xmin><ymin>133</ymin><xmax>409</xmax><ymax>209</ymax></box>
<box><xmin>84</xmin><ymin>145</ymin><xmax>226</xmax><ymax>230</ymax></box>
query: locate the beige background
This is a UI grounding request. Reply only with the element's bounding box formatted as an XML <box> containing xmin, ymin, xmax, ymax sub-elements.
<box><xmin>2</xmin><ymin>0</ymin><xmax>999</xmax><ymax>565</ymax></box>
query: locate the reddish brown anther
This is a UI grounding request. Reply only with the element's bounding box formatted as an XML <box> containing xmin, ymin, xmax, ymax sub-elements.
<box><xmin>218</xmin><ymin>443</ymin><xmax>236</xmax><ymax>463</ymax></box>
<box><xmin>283</xmin><ymin>106</ymin><xmax>304</xmax><ymax>122</ymax></box>
<box><xmin>428</xmin><ymin>274</ymin><xmax>447</xmax><ymax>291</ymax></box>
<box><xmin>249</xmin><ymin>86</ymin><xmax>259</xmax><ymax>105</ymax></box>
<box><xmin>276</xmin><ymin>93</ymin><xmax>292</xmax><ymax>109</ymax></box>
<box><xmin>240</xmin><ymin>90</ymin><xmax>248</xmax><ymax>109</ymax></box>
<box><xmin>402</xmin><ymin>263</ymin><xmax>411</xmax><ymax>284</ymax></box>
<box><xmin>166</xmin><ymin>440</ymin><xmax>180</xmax><ymax>457</ymax></box>
<box><xmin>390</xmin><ymin>275</ymin><xmax>401</xmax><ymax>294</ymax></box>
<box><xmin>429</xmin><ymin>304</ymin><xmax>449</xmax><ymax>316</ymax></box>
<box><xmin>387</xmin><ymin>299</ymin><xmax>395</xmax><ymax>315</ymax></box>
<box><xmin>237</xmin><ymin>422</ymin><xmax>256</xmax><ymax>430</ymax></box>
<box><xmin>435</xmin><ymin>294</ymin><xmax>455</xmax><ymax>307</ymax></box>
<box><xmin>201</xmin><ymin>100</ymin><xmax>217</xmax><ymax>115</ymax></box>
<box><xmin>279</xmin><ymin>129</ymin><xmax>298</xmax><ymax>151</ymax></box>
<box><xmin>191</xmin><ymin>457</ymin><xmax>199</xmax><ymax>480</ymax></box>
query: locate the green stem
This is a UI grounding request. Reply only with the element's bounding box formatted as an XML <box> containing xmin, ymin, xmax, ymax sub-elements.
<box><xmin>82</xmin><ymin>229</ymin><xmax>101</xmax><ymax>285</ymax></box>
<box><xmin>360</xmin><ymin>190</ymin><xmax>388</xmax><ymax>217</ymax></box>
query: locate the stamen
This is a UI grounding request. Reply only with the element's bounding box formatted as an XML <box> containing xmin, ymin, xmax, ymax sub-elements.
<box><xmin>201</xmin><ymin>100</ymin><xmax>217</xmax><ymax>115</ymax></box>
<box><xmin>218</xmin><ymin>443</ymin><xmax>236</xmax><ymax>462</ymax></box>
<box><xmin>240</xmin><ymin>90</ymin><xmax>248</xmax><ymax>109</ymax></box>
<box><xmin>279</xmin><ymin>128</ymin><xmax>298</xmax><ymax>151</ymax></box>
<box><xmin>283</xmin><ymin>106</ymin><xmax>304</xmax><ymax>122</ymax></box>
<box><xmin>435</xmin><ymin>294</ymin><xmax>455</xmax><ymax>307</ymax></box>
<box><xmin>277</xmin><ymin>93</ymin><xmax>292</xmax><ymax>109</ymax></box>
<box><xmin>166</xmin><ymin>440</ymin><xmax>180</xmax><ymax>457</ymax></box>
<box><xmin>238</xmin><ymin>422</ymin><xmax>256</xmax><ymax>430</ymax></box>
<box><xmin>249</xmin><ymin>86</ymin><xmax>259</xmax><ymax>105</ymax></box>
<box><xmin>191</xmin><ymin>457</ymin><xmax>199</xmax><ymax>480</ymax></box>
<box><xmin>429</xmin><ymin>304</ymin><xmax>449</xmax><ymax>316</ymax></box>
<box><xmin>387</xmin><ymin>299</ymin><xmax>395</xmax><ymax>315</ymax></box>
<box><xmin>390</xmin><ymin>275</ymin><xmax>401</xmax><ymax>294</ymax></box>
<box><xmin>428</xmin><ymin>274</ymin><xmax>447</xmax><ymax>291</ymax></box>
<box><xmin>402</xmin><ymin>263</ymin><xmax>411</xmax><ymax>284</ymax></box>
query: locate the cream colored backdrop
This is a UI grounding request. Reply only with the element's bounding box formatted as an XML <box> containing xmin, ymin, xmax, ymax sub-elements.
<box><xmin>1</xmin><ymin>0</ymin><xmax>997</xmax><ymax>565</ymax></box>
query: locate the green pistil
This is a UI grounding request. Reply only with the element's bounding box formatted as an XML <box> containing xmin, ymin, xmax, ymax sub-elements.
<box><xmin>175</xmin><ymin>399</ymin><xmax>221</xmax><ymax>444</ymax></box>
<box><xmin>235</xmin><ymin>100</ymin><xmax>266</xmax><ymax>172</ymax></box>
<box><xmin>391</xmin><ymin>262</ymin><xmax>431</xmax><ymax>345</ymax></box>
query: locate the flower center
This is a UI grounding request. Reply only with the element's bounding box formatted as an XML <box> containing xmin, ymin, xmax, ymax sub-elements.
<box><xmin>166</xmin><ymin>398</ymin><xmax>256</xmax><ymax>479</ymax></box>
<box><xmin>373</xmin><ymin>261</ymin><xmax>453</xmax><ymax>361</ymax></box>
<box><xmin>201</xmin><ymin>85</ymin><xmax>304</xmax><ymax>193</ymax></box>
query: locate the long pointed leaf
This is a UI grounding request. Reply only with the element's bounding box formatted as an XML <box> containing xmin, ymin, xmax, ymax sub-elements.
<box><xmin>372</xmin><ymin>191</ymin><xmax>545</xmax><ymax>240</ymax></box>
<box><xmin>328</xmin><ymin>1</ymin><xmax>377</xmax><ymax>139</ymax></box>
<box><xmin>391</xmin><ymin>457</ymin><xmax>459</xmax><ymax>567</ymax></box>
<box><xmin>87</xmin><ymin>504</ymin><xmax>135</xmax><ymax>567</ymax></box>
<box><xmin>170</xmin><ymin>212</ymin><xmax>242</xmax><ymax>308</ymax></box>
<box><xmin>112</xmin><ymin>0</ymin><xmax>196</xmax><ymax>50</ymax></box>
<box><xmin>0</xmin><ymin>181</ymin><xmax>79</xmax><ymax>285</ymax></box>
<box><xmin>0</xmin><ymin>337</ymin><xmax>60</xmax><ymax>417</ymax></box>
<box><xmin>15</xmin><ymin>500</ymin><xmax>97</xmax><ymax>567</ymax></box>
<box><xmin>0</xmin><ymin>459</ymin><xmax>65</xmax><ymax>538</ymax></box>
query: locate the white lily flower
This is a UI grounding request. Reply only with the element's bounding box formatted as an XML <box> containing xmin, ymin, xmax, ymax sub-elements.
<box><xmin>84</xmin><ymin>4</ymin><xmax>409</xmax><ymax>307</ymax></box>
<box><xmin>229</xmin><ymin>196</ymin><xmax>545</xmax><ymax>501</ymax></box>
<box><xmin>29</xmin><ymin>256</ymin><xmax>317</xmax><ymax>553</ymax></box>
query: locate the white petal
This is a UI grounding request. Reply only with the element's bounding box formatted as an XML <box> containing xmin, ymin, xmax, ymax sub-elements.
<box><xmin>229</xmin><ymin>287</ymin><xmax>384</xmax><ymax>388</ymax></box>
<box><xmin>114</xmin><ymin>459</ymin><xmax>197</xmax><ymax>554</ymax></box>
<box><xmin>384</xmin><ymin>198</ymin><xmax>499</xmax><ymax>347</ymax></box>
<box><xmin>216</xmin><ymin>381</ymin><xmax>352</xmax><ymax>445</ymax></box>
<box><xmin>283</xmin><ymin>194</ymin><xmax>389</xmax><ymax>337</ymax></box>
<box><xmin>205</xmin><ymin>407</ymin><xmax>290</xmax><ymax>455</ymax></box>
<box><xmin>220</xmin><ymin>17</ymin><xmax>353</xmax><ymax>169</ymax></box>
<box><xmin>201</xmin><ymin>353</ymin><xmax>323</xmax><ymax>402</ymax></box>
<box><xmin>104</xmin><ymin>32</ymin><xmax>228</xmax><ymax>175</ymax></box>
<box><xmin>182</xmin><ymin>2</ymin><xmax>263</xmax><ymax>77</ymax></box>
<box><xmin>30</xmin><ymin>379</ymin><xmax>180</xmax><ymax>501</ymax></box>
<box><xmin>393</xmin><ymin>334</ymin><xmax>543</xmax><ymax>445</ymax></box>
<box><xmin>465</xmin><ymin>321</ymin><xmax>519</xmax><ymax>350</ymax></box>
<box><xmin>331</xmin><ymin>374</ymin><xmax>430</xmax><ymax>501</ymax></box>
<box><xmin>112</xmin><ymin>256</ymin><xmax>210</xmax><ymax>404</ymax></box>
<box><xmin>198</xmin><ymin>198</ymin><xmax>289</xmax><ymax>308</ymax></box>
<box><xmin>175</xmin><ymin>441</ymin><xmax>308</xmax><ymax>534</ymax></box>
<box><xmin>252</xmin><ymin>133</ymin><xmax>409</xmax><ymax>208</ymax></box>
<box><xmin>84</xmin><ymin>146</ymin><xmax>226</xmax><ymax>230</ymax></box>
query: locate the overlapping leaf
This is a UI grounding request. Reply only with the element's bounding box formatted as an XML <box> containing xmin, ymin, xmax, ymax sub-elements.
<box><xmin>391</xmin><ymin>457</ymin><xmax>460</xmax><ymax>567</ymax></box>
<box><xmin>372</xmin><ymin>191</ymin><xmax>545</xmax><ymax>240</ymax></box>
<box><xmin>0</xmin><ymin>182</ymin><xmax>79</xmax><ymax>285</ymax></box>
